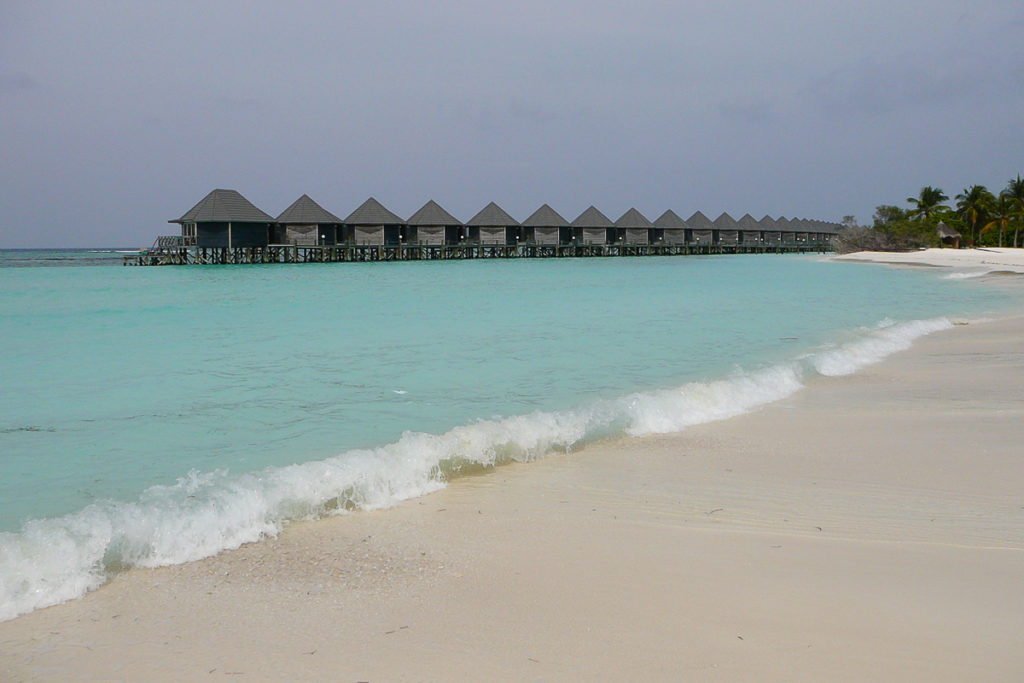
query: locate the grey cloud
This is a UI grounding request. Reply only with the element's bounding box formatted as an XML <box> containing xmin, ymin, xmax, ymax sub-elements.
<box><xmin>0</xmin><ymin>72</ymin><xmax>38</xmax><ymax>93</ymax></box>
<box><xmin>717</xmin><ymin>96</ymin><xmax>777</xmax><ymax>125</ymax></box>
<box><xmin>807</xmin><ymin>58</ymin><xmax>968</xmax><ymax>117</ymax></box>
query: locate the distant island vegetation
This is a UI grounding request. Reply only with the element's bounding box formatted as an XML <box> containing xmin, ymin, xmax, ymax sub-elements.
<box><xmin>838</xmin><ymin>174</ymin><xmax>1024</xmax><ymax>252</ymax></box>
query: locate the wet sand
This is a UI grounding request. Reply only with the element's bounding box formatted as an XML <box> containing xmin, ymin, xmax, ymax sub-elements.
<box><xmin>2</xmin><ymin>259</ymin><xmax>1024</xmax><ymax>680</ymax></box>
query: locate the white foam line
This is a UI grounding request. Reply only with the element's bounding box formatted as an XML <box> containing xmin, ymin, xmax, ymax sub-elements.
<box><xmin>0</xmin><ymin>315</ymin><xmax>957</xmax><ymax>621</ymax></box>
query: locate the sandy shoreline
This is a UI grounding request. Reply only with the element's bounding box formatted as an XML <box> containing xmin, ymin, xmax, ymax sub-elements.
<box><xmin>835</xmin><ymin>246</ymin><xmax>1024</xmax><ymax>273</ymax></box>
<box><xmin>3</xmin><ymin>250</ymin><xmax>1024</xmax><ymax>680</ymax></box>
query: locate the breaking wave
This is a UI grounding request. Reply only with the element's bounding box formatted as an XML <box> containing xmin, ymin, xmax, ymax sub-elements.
<box><xmin>0</xmin><ymin>316</ymin><xmax>955</xmax><ymax>621</ymax></box>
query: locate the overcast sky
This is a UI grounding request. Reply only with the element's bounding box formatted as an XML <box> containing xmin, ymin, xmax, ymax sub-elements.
<box><xmin>2</xmin><ymin>0</ymin><xmax>1022</xmax><ymax>247</ymax></box>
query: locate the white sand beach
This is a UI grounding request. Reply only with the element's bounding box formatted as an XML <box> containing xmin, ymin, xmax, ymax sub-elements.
<box><xmin>2</xmin><ymin>249</ymin><xmax>1023</xmax><ymax>681</ymax></box>
<box><xmin>836</xmin><ymin>246</ymin><xmax>1024</xmax><ymax>274</ymax></box>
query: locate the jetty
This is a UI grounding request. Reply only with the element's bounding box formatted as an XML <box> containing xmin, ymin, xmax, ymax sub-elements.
<box><xmin>125</xmin><ymin>189</ymin><xmax>838</xmax><ymax>266</ymax></box>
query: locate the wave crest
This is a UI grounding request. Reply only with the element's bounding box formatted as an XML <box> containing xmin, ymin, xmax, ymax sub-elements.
<box><xmin>0</xmin><ymin>316</ymin><xmax>956</xmax><ymax>621</ymax></box>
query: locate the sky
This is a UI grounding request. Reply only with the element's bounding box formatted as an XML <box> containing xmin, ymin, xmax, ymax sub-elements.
<box><xmin>1</xmin><ymin>0</ymin><xmax>1022</xmax><ymax>248</ymax></box>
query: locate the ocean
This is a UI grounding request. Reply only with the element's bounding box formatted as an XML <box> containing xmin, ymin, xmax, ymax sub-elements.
<box><xmin>1</xmin><ymin>249</ymin><xmax>1019</xmax><ymax>620</ymax></box>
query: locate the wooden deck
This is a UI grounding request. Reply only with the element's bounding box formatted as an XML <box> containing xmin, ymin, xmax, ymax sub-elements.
<box><xmin>124</xmin><ymin>241</ymin><xmax>834</xmax><ymax>266</ymax></box>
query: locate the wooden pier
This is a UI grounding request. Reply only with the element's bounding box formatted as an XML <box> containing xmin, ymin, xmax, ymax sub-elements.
<box><xmin>123</xmin><ymin>240</ymin><xmax>833</xmax><ymax>266</ymax></box>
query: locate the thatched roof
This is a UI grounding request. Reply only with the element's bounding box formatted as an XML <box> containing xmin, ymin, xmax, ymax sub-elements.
<box><xmin>345</xmin><ymin>197</ymin><xmax>404</xmax><ymax>225</ymax></box>
<box><xmin>614</xmin><ymin>208</ymin><xmax>653</xmax><ymax>229</ymax></box>
<box><xmin>686</xmin><ymin>211</ymin><xmax>714</xmax><ymax>229</ymax></box>
<box><xmin>653</xmin><ymin>209</ymin><xmax>686</xmax><ymax>228</ymax></box>
<box><xmin>758</xmin><ymin>215</ymin><xmax>778</xmax><ymax>229</ymax></box>
<box><xmin>466</xmin><ymin>201</ymin><xmax>519</xmax><ymax>227</ymax></box>
<box><xmin>736</xmin><ymin>213</ymin><xmax>760</xmax><ymax>230</ymax></box>
<box><xmin>521</xmin><ymin>204</ymin><xmax>569</xmax><ymax>227</ymax></box>
<box><xmin>171</xmin><ymin>189</ymin><xmax>273</xmax><ymax>224</ymax></box>
<box><xmin>713</xmin><ymin>212</ymin><xmax>737</xmax><ymax>229</ymax></box>
<box><xmin>936</xmin><ymin>221</ymin><xmax>961</xmax><ymax>239</ymax></box>
<box><xmin>276</xmin><ymin>194</ymin><xmax>342</xmax><ymax>224</ymax></box>
<box><xmin>407</xmin><ymin>200</ymin><xmax>461</xmax><ymax>226</ymax></box>
<box><xmin>571</xmin><ymin>206</ymin><xmax>615</xmax><ymax>228</ymax></box>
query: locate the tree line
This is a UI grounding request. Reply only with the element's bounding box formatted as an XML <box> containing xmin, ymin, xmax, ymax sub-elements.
<box><xmin>838</xmin><ymin>174</ymin><xmax>1024</xmax><ymax>252</ymax></box>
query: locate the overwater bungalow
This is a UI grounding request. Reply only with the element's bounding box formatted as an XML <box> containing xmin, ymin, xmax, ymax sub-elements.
<box><xmin>275</xmin><ymin>194</ymin><xmax>343</xmax><ymax>246</ymax></box>
<box><xmin>759</xmin><ymin>215</ymin><xmax>781</xmax><ymax>244</ymax></box>
<box><xmin>794</xmin><ymin>218</ymin><xmax>810</xmax><ymax>243</ymax></box>
<box><xmin>345</xmin><ymin>197</ymin><xmax>405</xmax><ymax>246</ymax></box>
<box><xmin>137</xmin><ymin>187</ymin><xmax>838</xmax><ymax>266</ymax></box>
<box><xmin>687</xmin><ymin>211</ymin><xmax>714</xmax><ymax>245</ymax></box>
<box><xmin>466</xmin><ymin>202</ymin><xmax>520</xmax><ymax>245</ymax></box>
<box><xmin>713</xmin><ymin>212</ymin><xmax>739</xmax><ymax>245</ymax></box>
<box><xmin>775</xmin><ymin>217</ymin><xmax>797</xmax><ymax>243</ymax></box>
<box><xmin>654</xmin><ymin>209</ymin><xmax>687</xmax><ymax>245</ymax></box>
<box><xmin>521</xmin><ymin>204</ymin><xmax>571</xmax><ymax>245</ymax></box>
<box><xmin>736</xmin><ymin>213</ymin><xmax>761</xmax><ymax>245</ymax></box>
<box><xmin>169</xmin><ymin>188</ymin><xmax>275</xmax><ymax>249</ymax></box>
<box><xmin>615</xmin><ymin>208</ymin><xmax>655</xmax><ymax>245</ymax></box>
<box><xmin>406</xmin><ymin>200</ymin><xmax>462</xmax><ymax>246</ymax></box>
<box><xmin>572</xmin><ymin>206</ymin><xmax>615</xmax><ymax>245</ymax></box>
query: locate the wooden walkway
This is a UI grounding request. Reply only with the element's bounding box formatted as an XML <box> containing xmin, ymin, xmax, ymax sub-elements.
<box><xmin>124</xmin><ymin>242</ymin><xmax>833</xmax><ymax>266</ymax></box>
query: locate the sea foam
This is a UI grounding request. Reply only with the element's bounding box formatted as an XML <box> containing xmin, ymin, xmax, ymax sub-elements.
<box><xmin>0</xmin><ymin>316</ymin><xmax>956</xmax><ymax>621</ymax></box>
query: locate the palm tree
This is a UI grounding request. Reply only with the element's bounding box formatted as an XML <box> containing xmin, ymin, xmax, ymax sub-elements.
<box><xmin>955</xmin><ymin>185</ymin><xmax>995</xmax><ymax>245</ymax></box>
<box><xmin>981</xmin><ymin>195</ymin><xmax>1014</xmax><ymax>247</ymax></box>
<box><xmin>1002</xmin><ymin>175</ymin><xmax>1024</xmax><ymax>247</ymax></box>
<box><xmin>906</xmin><ymin>186</ymin><xmax>949</xmax><ymax>221</ymax></box>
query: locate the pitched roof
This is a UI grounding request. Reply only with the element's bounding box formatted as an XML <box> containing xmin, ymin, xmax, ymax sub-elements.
<box><xmin>172</xmin><ymin>189</ymin><xmax>273</xmax><ymax>223</ymax></box>
<box><xmin>276</xmin><ymin>194</ymin><xmax>342</xmax><ymax>224</ymax></box>
<box><xmin>466</xmin><ymin>201</ymin><xmax>519</xmax><ymax>227</ymax></box>
<box><xmin>614</xmin><ymin>208</ymin><xmax>653</xmax><ymax>229</ymax></box>
<box><xmin>713</xmin><ymin>212</ymin><xmax>738</xmax><ymax>229</ymax></box>
<box><xmin>571</xmin><ymin>206</ymin><xmax>614</xmax><ymax>228</ymax></box>
<box><xmin>686</xmin><ymin>210</ymin><xmax>714</xmax><ymax>229</ymax></box>
<box><xmin>936</xmin><ymin>222</ymin><xmax>962</xmax><ymax>238</ymax></box>
<box><xmin>653</xmin><ymin>209</ymin><xmax>687</xmax><ymax>228</ymax></box>
<box><xmin>521</xmin><ymin>204</ymin><xmax>569</xmax><ymax>227</ymax></box>
<box><xmin>344</xmin><ymin>197</ymin><xmax>404</xmax><ymax>225</ymax></box>
<box><xmin>407</xmin><ymin>199</ymin><xmax>462</xmax><ymax>226</ymax></box>
<box><xmin>758</xmin><ymin>215</ymin><xmax>778</xmax><ymax>229</ymax></box>
<box><xmin>736</xmin><ymin>213</ymin><xmax>760</xmax><ymax>230</ymax></box>
<box><xmin>775</xmin><ymin>216</ymin><xmax>792</xmax><ymax>230</ymax></box>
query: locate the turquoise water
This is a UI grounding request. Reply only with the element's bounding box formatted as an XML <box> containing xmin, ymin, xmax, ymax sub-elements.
<box><xmin>0</xmin><ymin>250</ymin><xmax>1020</xmax><ymax>619</ymax></box>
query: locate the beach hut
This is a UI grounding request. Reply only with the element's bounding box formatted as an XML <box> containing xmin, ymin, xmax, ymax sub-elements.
<box><xmin>713</xmin><ymin>212</ymin><xmax>739</xmax><ymax>245</ymax></box>
<box><xmin>571</xmin><ymin>206</ymin><xmax>615</xmax><ymax>245</ymax></box>
<box><xmin>521</xmin><ymin>204</ymin><xmax>570</xmax><ymax>245</ymax></box>
<box><xmin>466</xmin><ymin>202</ymin><xmax>520</xmax><ymax>245</ymax></box>
<box><xmin>654</xmin><ymin>209</ymin><xmax>687</xmax><ymax>245</ymax></box>
<box><xmin>686</xmin><ymin>211</ymin><xmax>714</xmax><ymax>245</ymax></box>
<box><xmin>615</xmin><ymin>208</ymin><xmax>654</xmax><ymax>245</ymax></box>
<box><xmin>759</xmin><ymin>215</ymin><xmax>781</xmax><ymax>244</ymax></box>
<box><xmin>736</xmin><ymin>213</ymin><xmax>761</xmax><ymax>245</ymax></box>
<box><xmin>406</xmin><ymin>200</ymin><xmax>462</xmax><ymax>246</ymax></box>
<box><xmin>275</xmin><ymin>194</ymin><xmax>343</xmax><ymax>246</ymax></box>
<box><xmin>344</xmin><ymin>197</ymin><xmax>405</xmax><ymax>246</ymax></box>
<box><xmin>937</xmin><ymin>221</ymin><xmax>961</xmax><ymax>248</ymax></box>
<box><xmin>169</xmin><ymin>188</ymin><xmax>274</xmax><ymax>248</ymax></box>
